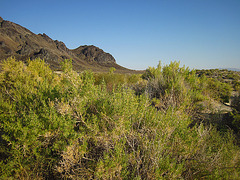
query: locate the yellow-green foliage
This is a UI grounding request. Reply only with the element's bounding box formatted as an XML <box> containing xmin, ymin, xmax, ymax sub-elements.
<box><xmin>94</xmin><ymin>68</ymin><xmax>142</xmax><ymax>91</ymax></box>
<box><xmin>199</xmin><ymin>76</ymin><xmax>233</xmax><ymax>105</ymax></box>
<box><xmin>196</xmin><ymin>68</ymin><xmax>240</xmax><ymax>91</ymax></box>
<box><xmin>0</xmin><ymin>58</ymin><xmax>239</xmax><ymax>179</ymax></box>
<box><xmin>142</xmin><ymin>61</ymin><xmax>205</xmax><ymax>112</ymax></box>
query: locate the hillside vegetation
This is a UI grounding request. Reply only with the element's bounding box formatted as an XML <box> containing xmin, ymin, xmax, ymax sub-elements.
<box><xmin>196</xmin><ymin>68</ymin><xmax>240</xmax><ymax>91</ymax></box>
<box><xmin>0</xmin><ymin>58</ymin><xmax>240</xmax><ymax>179</ymax></box>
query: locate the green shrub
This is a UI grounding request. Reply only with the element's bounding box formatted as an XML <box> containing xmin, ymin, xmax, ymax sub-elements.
<box><xmin>142</xmin><ymin>61</ymin><xmax>204</xmax><ymax>112</ymax></box>
<box><xmin>0</xmin><ymin>58</ymin><xmax>77</xmax><ymax>178</ymax></box>
<box><xmin>94</xmin><ymin>70</ymin><xmax>142</xmax><ymax>92</ymax></box>
<box><xmin>204</xmin><ymin>77</ymin><xmax>232</xmax><ymax>103</ymax></box>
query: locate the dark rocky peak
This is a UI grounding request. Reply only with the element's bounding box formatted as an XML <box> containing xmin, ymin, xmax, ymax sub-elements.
<box><xmin>72</xmin><ymin>45</ymin><xmax>116</xmax><ymax>64</ymax></box>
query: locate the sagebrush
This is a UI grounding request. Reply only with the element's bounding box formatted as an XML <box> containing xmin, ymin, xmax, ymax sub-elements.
<box><xmin>0</xmin><ymin>58</ymin><xmax>239</xmax><ymax>179</ymax></box>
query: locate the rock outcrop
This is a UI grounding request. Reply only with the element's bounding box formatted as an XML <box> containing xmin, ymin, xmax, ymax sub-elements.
<box><xmin>72</xmin><ymin>45</ymin><xmax>116</xmax><ymax>64</ymax></box>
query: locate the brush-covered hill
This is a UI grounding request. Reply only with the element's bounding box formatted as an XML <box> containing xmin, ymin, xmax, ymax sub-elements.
<box><xmin>0</xmin><ymin>16</ymin><xmax>137</xmax><ymax>73</ymax></box>
<box><xmin>196</xmin><ymin>68</ymin><xmax>240</xmax><ymax>91</ymax></box>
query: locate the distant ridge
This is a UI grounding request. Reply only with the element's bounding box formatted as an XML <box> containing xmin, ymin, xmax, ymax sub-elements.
<box><xmin>0</xmin><ymin>17</ymin><xmax>138</xmax><ymax>73</ymax></box>
<box><xmin>219</xmin><ymin>68</ymin><xmax>240</xmax><ymax>72</ymax></box>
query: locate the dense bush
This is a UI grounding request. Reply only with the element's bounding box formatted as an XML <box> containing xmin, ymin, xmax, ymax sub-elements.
<box><xmin>204</xmin><ymin>77</ymin><xmax>232</xmax><ymax>103</ymax></box>
<box><xmin>0</xmin><ymin>58</ymin><xmax>239</xmax><ymax>179</ymax></box>
<box><xmin>94</xmin><ymin>68</ymin><xmax>142</xmax><ymax>91</ymax></box>
<box><xmin>0</xmin><ymin>58</ymin><xmax>79</xmax><ymax>178</ymax></box>
<box><xmin>141</xmin><ymin>61</ymin><xmax>205</xmax><ymax>113</ymax></box>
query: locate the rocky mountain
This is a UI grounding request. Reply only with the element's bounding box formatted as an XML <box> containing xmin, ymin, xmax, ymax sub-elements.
<box><xmin>0</xmin><ymin>17</ymin><xmax>135</xmax><ymax>73</ymax></box>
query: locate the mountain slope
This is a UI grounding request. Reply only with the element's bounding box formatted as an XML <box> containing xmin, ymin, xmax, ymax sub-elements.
<box><xmin>0</xmin><ymin>17</ymin><xmax>136</xmax><ymax>73</ymax></box>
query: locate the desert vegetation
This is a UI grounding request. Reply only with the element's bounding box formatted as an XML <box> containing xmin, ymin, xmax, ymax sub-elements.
<box><xmin>0</xmin><ymin>58</ymin><xmax>240</xmax><ymax>179</ymax></box>
<box><xmin>196</xmin><ymin>68</ymin><xmax>240</xmax><ymax>91</ymax></box>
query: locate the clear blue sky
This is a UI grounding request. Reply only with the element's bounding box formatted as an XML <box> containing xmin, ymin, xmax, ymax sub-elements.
<box><xmin>1</xmin><ymin>0</ymin><xmax>240</xmax><ymax>70</ymax></box>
